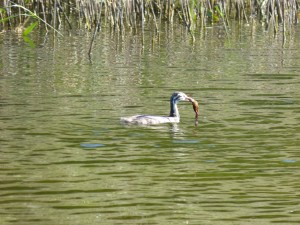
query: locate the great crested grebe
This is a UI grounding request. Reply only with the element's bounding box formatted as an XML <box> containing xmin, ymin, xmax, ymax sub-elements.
<box><xmin>120</xmin><ymin>92</ymin><xmax>198</xmax><ymax>125</ymax></box>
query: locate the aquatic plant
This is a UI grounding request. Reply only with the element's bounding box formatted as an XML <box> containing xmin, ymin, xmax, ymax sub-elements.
<box><xmin>0</xmin><ymin>2</ymin><xmax>62</xmax><ymax>36</ymax></box>
<box><xmin>0</xmin><ymin>0</ymin><xmax>298</xmax><ymax>45</ymax></box>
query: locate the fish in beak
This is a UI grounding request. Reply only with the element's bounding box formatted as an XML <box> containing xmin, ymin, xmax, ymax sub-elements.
<box><xmin>187</xmin><ymin>96</ymin><xmax>199</xmax><ymax>126</ymax></box>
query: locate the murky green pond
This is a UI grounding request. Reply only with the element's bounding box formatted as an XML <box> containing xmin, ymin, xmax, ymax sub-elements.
<box><xmin>1</xmin><ymin>24</ymin><xmax>300</xmax><ymax>224</ymax></box>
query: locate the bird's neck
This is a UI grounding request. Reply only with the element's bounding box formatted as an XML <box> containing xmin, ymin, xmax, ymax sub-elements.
<box><xmin>169</xmin><ymin>100</ymin><xmax>179</xmax><ymax>118</ymax></box>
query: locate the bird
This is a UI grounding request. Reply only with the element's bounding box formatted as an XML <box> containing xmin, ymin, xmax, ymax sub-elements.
<box><xmin>120</xmin><ymin>92</ymin><xmax>197</xmax><ymax>125</ymax></box>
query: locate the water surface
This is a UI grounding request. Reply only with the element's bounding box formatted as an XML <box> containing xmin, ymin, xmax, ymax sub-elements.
<box><xmin>1</xmin><ymin>24</ymin><xmax>300</xmax><ymax>224</ymax></box>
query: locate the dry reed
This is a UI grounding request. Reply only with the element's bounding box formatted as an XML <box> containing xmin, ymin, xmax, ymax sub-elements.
<box><xmin>1</xmin><ymin>0</ymin><xmax>298</xmax><ymax>35</ymax></box>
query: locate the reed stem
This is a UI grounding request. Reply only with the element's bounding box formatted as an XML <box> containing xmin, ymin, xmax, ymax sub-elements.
<box><xmin>0</xmin><ymin>0</ymin><xmax>298</xmax><ymax>36</ymax></box>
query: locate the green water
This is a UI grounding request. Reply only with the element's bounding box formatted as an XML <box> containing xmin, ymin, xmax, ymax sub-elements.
<box><xmin>1</xmin><ymin>24</ymin><xmax>300</xmax><ymax>224</ymax></box>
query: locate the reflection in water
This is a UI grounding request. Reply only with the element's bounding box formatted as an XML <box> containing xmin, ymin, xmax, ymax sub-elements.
<box><xmin>1</xmin><ymin>24</ymin><xmax>300</xmax><ymax>224</ymax></box>
<box><xmin>121</xmin><ymin>122</ymin><xmax>182</xmax><ymax>134</ymax></box>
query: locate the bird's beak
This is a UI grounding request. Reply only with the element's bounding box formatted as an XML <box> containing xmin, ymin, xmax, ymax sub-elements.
<box><xmin>186</xmin><ymin>96</ymin><xmax>193</xmax><ymax>102</ymax></box>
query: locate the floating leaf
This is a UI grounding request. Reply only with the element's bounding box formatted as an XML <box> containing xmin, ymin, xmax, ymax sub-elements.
<box><xmin>80</xmin><ymin>143</ymin><xmax>105</xmax><ymax>149</ymax></box>
<box><xmin>172</xmin><ymin>139</ymin><xmax>199</xmax><ymax>144</ymax></box>
<box><xmin>282</xmin><ymin>159</ymin><xmax>297</xmax><ymax>163</ymax></box>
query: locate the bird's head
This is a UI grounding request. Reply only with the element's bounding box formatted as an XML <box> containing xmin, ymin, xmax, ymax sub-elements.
<box><xmin>171</xmin><ymin>92</ymin><xmax>190</xmax><ymax>103</ymax></box>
